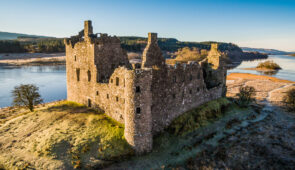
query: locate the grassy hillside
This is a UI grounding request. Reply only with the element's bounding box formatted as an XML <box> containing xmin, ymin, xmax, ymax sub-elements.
<box><xmin>0</xmin><ymin>101</ymin><xmax>134</xmax><ymax>169</ymax></box>
<box><xmin>0</xmin><ymin>31</ymin><xmax>50</xmax><ymax>40</ymax></box>
<box><xmin>0</xmin><ymin>97</ymin><xmax>254</xmax><ymax>169</ymax></box>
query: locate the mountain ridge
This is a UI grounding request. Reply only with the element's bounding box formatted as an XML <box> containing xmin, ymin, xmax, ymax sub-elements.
<box><xmin>0</xmin><ymin>31</ymin><xmax>53</xmax><ymax>40</ymax></box>
<box><xmin>241</xmin><ymin>47</ymin><xmax>293</xmax><ymax>55</ymax></box>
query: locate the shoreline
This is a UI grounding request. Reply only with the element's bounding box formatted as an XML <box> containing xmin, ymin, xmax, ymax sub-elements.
<box><xmin>227</xmin><ymin>72</ymin><xmax>294</xmax><ymax>83</ymax></box>
<box><xmin>242</xmin><ymin>67</ymin><xmax>281</xmax><ymax>72</ymax></box>
<box><xmin>0</xmin><ymin>53</ymin><xmax>65</xmax><ymax>66</ymax></box>
<box><xmin>227</xmin><ymin>73</ymin><xmax>295</xmax><ymax>104</ymax></box>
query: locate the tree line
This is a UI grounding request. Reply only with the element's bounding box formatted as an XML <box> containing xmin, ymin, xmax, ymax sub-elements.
<box><xmin>0</xmin><ymin>36</ymin><xmax>243</xmax><ymax>53</ymax></box>
<box><xmin>0</xmin><ymin>38</ymin><xmax>65</xmax><ymax>53</ymax></box>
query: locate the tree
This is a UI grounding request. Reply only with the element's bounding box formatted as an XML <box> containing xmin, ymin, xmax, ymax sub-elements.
<box><xmin>236</xmin><ymin>86</ymin><xmax>256</xmax><ymax>107</ymax></box>
<box><xmin>11</xmin><ymin>84</ymin><xmax>43</xmax><ymax>111</ymax></box>
<box><xmin>283</xmin><ymin>88</ymin><xmax>295</xmax><ymax>111</ymax></box>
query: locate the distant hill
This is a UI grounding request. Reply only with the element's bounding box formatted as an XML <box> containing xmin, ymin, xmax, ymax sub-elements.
<box><xmin>241</xmin><ymin>47</ymin><xmax>292</xmax><ymax>55</ymax></box>
<box><xmin>0</xmin><ymin>31</ymin><xmax>52</xmax><ymax>40</ymax></box>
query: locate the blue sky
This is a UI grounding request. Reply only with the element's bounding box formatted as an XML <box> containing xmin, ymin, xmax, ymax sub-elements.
<box><xmin>0</xmin><ymin>0</ymin><xmax>294</xmax><ymax>51</ymax></box>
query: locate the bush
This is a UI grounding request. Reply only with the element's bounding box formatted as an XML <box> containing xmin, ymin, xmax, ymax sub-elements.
<box><xmin>283</xmin><ymin>88</ymin><xmax>295</xmax><ymax>111</ymax></box>
<box><xmin>236</xmin><ymin>86</ymin><xmax>256</xmax><ymax>107</ymax></box>
<box><xmin>256</xmin><ymin>60</ymin><xmax>281</xmax><ymax>70</ymax></box>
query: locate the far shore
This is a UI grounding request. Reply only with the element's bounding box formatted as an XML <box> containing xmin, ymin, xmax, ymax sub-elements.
<box><xmin>242</xmin><ymin>67</ymin><xmax>280</xmax><ymax>72</ymax></box>
<box><xmin>0</xmin><ymin>53</ymin><xmax>66</xmax><ymax>66</ymax></box>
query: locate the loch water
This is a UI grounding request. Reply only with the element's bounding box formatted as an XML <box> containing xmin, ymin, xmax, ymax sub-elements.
<box><xmin>228</xmin><ymin>55</ymin><xmax>295</xmax><ymax>82</ymax></box>
<box><xmin>0</xmin><ymin>65</ymin><xmax>66</xmax><ymax>108</ymax></box>
<box><xmin>0</xmin><ymin>55</ymin><xmax>294</xmax><ymax>108</ymax></box>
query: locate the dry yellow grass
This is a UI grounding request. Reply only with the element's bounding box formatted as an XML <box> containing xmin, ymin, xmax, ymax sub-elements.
<box><xmin>0</xmin><ymin>101</ymin><xmax>133</xmax><ymax>169</ymax></box>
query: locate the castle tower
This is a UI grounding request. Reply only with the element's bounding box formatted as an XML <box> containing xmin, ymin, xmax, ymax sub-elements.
<box><xmin>124</xmin><ymin>70</ymin><xmax>153</xmax><ymax>154</ymax></box>
<box><xmin>207</xmin><ymin>43</ymin><xmax>223</xmax><ymax>69</ymax></box>
<box><xmin>84</xmin><ymin>20</ymin><xmax>93</xmax><ymax>38</ymax></box>
<box><xmin>141</xmin><ymin>33</ymin><xmax>165</xmax><ymax>68</ymax></box>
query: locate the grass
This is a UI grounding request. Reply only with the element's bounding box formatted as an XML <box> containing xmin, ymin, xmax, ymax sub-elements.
<box><xmin>0</xmin><ymin>101</ymin><xmax>134</xmax><ymax>169</ymax></box>
<box><xmin>0</xmin><ymin>98</ymin><xmax>249</xmax><ymax>169</ymax></box>
<box><xmin>167</xmin><ymin>98</ymin><xmax>231</xmax><ymax>136</ymax></box>
<box><xmin>105</xmin><ymin>98</ymin><xmax>252</xmax><ymax>169</ymax></box>
<box><xmin>256</xmin><ymin>60</ymin><xmax>281</xmax><ymax>70</ymax></box>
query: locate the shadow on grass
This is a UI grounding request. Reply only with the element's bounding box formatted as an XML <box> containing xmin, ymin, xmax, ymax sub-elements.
<box><xmin>46</xmin><ymin>101</ymin><xmax>104</xmax><ymax>115</ymax></box>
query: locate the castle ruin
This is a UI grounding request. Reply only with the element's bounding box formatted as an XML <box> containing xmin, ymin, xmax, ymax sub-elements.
<box><xmin>64</xmin><ymin>21</ymin><xmax>227</xmax><ymax>154</ymax></box>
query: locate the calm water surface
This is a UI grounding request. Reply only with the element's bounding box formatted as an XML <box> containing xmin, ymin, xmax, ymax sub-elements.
<box><xmin>228</xmin><ymin>55</ymin><xmax>295</xmax><ymax>81</ymax></box>
<box><xmin>0</xmin><ymin>65</ymin><xmax>66</xmax><ymax>108</ymax></box>
<box><xmin>0</xmin><ymin>55</ymin><xmax>294</xmax><ymax>108</ymax></box>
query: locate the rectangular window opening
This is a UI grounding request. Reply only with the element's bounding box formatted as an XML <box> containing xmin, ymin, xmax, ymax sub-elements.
<box><xmin>87</xmin><ymin>70</ymin><xmax>91</xmax><ymax>82</ymax></box>
<box><xmin>76</xmin><ymin>68</ymin><xmax>80</xmax><ymax>81</ymax></box>
<box><xmin>88</xmin><ymin>99</ymin><xmax>91</xmax><ymax>107</ymax></box>
<box><xmin>136</xmin><ymin>86</ymin><xmax>141</xmax><ymax>93</ymax></box>
<box><xmin>172</xmin><ymin>94</ymin><xmax>176</xmax><ymax>99</ymax></box>
<box><xmin>136</xmin><ymin>107</ymin><xmax>141</xmax><ymax>114</ymax></box>
<box><xmin>116</xmin><ymin>77</ymin><xmax>119</xmax><ymax>86</ymax></box>
<box><xmin>116</xmin><ymin>96</ymin><xmax>119</xmax><ymax>102</ymax></box>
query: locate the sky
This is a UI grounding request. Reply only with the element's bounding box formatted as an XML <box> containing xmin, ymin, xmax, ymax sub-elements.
<box><xmin>0</xmin><ymin>0</ymin><xmax>294</xmax><ymax>51</ymax></box>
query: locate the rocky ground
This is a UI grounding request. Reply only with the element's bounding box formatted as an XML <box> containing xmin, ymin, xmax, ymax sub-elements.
<box><xmin>175</xmin><ymin>105</ymin><xmax>295</xmax><ymax>169</ymax></box>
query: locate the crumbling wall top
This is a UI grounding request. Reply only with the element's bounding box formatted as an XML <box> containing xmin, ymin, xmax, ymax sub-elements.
<box><xmin>84</xmin><ymin>20</ymin><xmax>93</xmax><ymax>38</ymax></box>
<box><xmin>148</xmin><ymin>33</ymin><xmax>158</xmax><ymax>44</ymax></box>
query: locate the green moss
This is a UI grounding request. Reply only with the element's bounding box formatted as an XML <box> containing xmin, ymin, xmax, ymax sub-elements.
<box><xmin>168</xmin><ymin>98</ymin><xmax>231</xmax><ymax>136</ymax></box>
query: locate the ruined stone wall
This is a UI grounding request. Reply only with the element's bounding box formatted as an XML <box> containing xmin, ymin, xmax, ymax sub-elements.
<box><xmin>93</xmin><ymin>35</ymin><xmax>131</xmax><ymax>83</ymax></box>
<box><xmin>65</xmin><ymin>21</ymin><xmax>227</xmax><ymax>154</ymax></box>
<box><xmin>150</xmin><ymin>62</ymin><xmax>224</xmax><ymax>133</ymax></box>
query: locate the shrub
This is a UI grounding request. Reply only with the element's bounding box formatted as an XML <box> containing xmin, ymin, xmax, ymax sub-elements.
<box><xmin>283</xmin><ymin>88</ymin><xmax>295</xmax><ymax>111</ymax></box>
<box><xmin>236</xmin><ymin>86</ymin><xmax>256</xmax><ymax>107</ymax></box>
<box><xmin>256</xmin><ymin>60</ymin><xmax>281</xmax><ymax>70</ymax></box>
<box><xmin>11</xmin><ymin>84</ymin><xmax>43</xmax><ymax>111</ymax></box>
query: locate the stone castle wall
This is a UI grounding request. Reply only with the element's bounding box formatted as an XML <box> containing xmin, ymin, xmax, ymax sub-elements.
<box><xmin>65</xmin><ymin>21</ymin><xmax>227</xmax><ymax>153</ymax></box>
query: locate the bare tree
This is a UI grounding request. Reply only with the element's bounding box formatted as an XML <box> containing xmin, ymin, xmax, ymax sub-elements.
<box><xmin>11</xmin><ymin>84</ymin><xmax>43</xmax><ymax>111</ymax></box>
